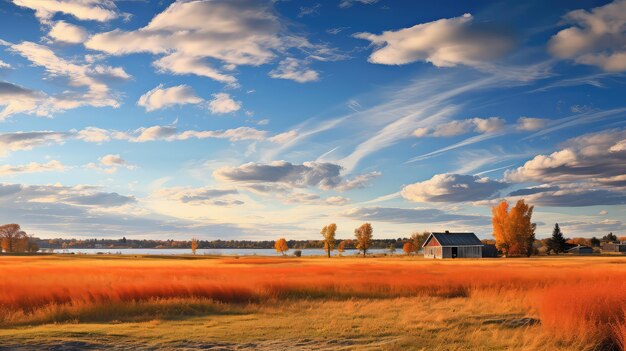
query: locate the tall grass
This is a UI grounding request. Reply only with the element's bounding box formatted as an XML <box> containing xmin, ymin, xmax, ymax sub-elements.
<box><xmin>1</xmin><ymin>256</ymin><xmax>625</xmax><ymax>350</ymax></box>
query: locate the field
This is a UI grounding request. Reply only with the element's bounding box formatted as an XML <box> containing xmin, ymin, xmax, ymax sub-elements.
<box><xmin>0</xmin><ymin>255</ymin><xmax>625</xmax><ymax>350</ymax></box>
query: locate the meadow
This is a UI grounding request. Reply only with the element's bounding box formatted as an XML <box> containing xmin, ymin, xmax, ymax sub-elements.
<box><xmin>0</xmin><ymin>255</ymin><xmax>625</xmax><ymax>350</ymax></box>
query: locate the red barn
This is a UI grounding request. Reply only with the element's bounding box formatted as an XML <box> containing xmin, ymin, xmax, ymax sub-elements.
<box><xmin>422</xmin><ymin>231</ymin><xmax>483</xmax><ymax>259</ymax></box>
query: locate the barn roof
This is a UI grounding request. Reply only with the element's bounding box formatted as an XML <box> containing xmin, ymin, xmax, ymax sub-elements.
<box><xmin>423</xmin><ymin>232</ymin><xmax>483</xmax><ymax>247</ymax></box>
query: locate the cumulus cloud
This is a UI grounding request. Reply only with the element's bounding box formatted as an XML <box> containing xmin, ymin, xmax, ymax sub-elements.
<box><xmin>342</xmin><ymin>206</ymin><xmax>489</xmax><ymax>224</ymax></box>
<box><xmin>548</xmin><ymin>0</ymin><xmax>626</xmax><ymax>72</ymax></box>
<box><xmin>401</xmin><ymin>173</ymin><xmax>509</xmax><ymax>202</ymax></box>
<box><xmin>2</xmin><ymin>41</ymin><xmax>130</xmax><ymax>117</ymax></box>
<box><xmin>354</xmin><ymin>13</ymin><xmax>515</xmax><ymax>68</ymax></box>
<box><xmin>269</xmin><ymin>58</ymin><xmax>319</xmax><ymax>83</ymax></box>
<box><xmin>214</xmin><ymin>161</ymin><xmax>343</xmax><ymax>189</ymax></box>
<box><xmin>208</xmin><ymin>93</ymin><xmax>241</xmax><ymax>114</ymax></box>
<box><xmin>49</xmin><ymin>21</ymin><xmax>88</xmax><ymax>44</ymax></box>
<box><xmin>505</xmin><ymin>129</ymin><xmax>626</xmax><ymax>185</ymax></box>
<box><xmin>413</xmin><ymin>117</ymin><xmax>505</xmax><ymax>138</ymax></box>
<box><xmin>0</xmin><ymin>160</ymin><xmax>65</xmax><ymax>176</ymax></box>
<box><xmin>155</xmin><ymin>186</ymin><xmax>243</xmax><ymax>206</ymax></box>
<box><xmin>0</xmin><ymin>130</ymin><xmax>69</xmax><ymax>156</ymax></box>
<box><xmin>85</xmin><ymin>0</ymin><xmax>341</xmax><ymax>84</ymax></box>
<box><xmin>214</xmin><ymin>160</ymin><xmax>380</xmax><ymax>192</ymax></box>
<box><xmin>0</xmin><ymin>60</ymin><xmax>11</xmax><ymax>69</ymax></box>
<box><xmin>508</xmin><ymin>184</ymin><xmax>626</xmax><ymax>207</ymax></box>
<box><xmin>516</xmin><ymin>117</ymin><xmax>548</xmax><ymax>131</ymax></box>
<box><xmin>12</xmin><ymin>0</ymin><xmax>120</xmax><ymax>24</ymax></box>
<box><xmin>93</xmin><ymin>154</ymin><xmax>136</xmax><ymax>173</ymax></box>
<box><xmin>339</xmin><ymin>0</ymin><xmax>378</xmax><ymax>8</ymax></box>
<box><xmin>137</xmin><ymin>84</ymin><xmax>202</xmax><ymax>112</ymax></box>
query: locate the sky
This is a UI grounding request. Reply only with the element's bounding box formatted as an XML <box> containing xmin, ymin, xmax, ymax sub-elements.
<box><xmin>0</xmin><ymin>0</ymin><xmax>625</xmax><ymax>240</ymax></box>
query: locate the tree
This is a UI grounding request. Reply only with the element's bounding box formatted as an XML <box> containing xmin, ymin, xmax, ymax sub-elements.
<box><xmin>0</xmin><ymin>224</ymin><xmax>27</xmax><ymax>253</ymax></box>
<box><xmin>320</xmin><ymin>223</ymin><xmax>337</xmax><ymax>258</ymax></box>
<box><xmin>387</xmin><ymin>244</ymin><xmax>396</xmax><ymax>255</ymax></box>
<box><xmin>337</xmin><ymin>240</ymin><xmax>347</xmax><ymax>256</ymax></box>
<box><xmin>590</xmin><ymin>237</ymin><xmax>601</xmax><ymax>247</ymax></box>
<box><xmin>492</xmin><ymin>200</ymin><xmax>536</xmax><ymax>257</ymax></box>
<box><xmin>603</xmin><ymin>232</ymin><xmax>617</xmax><ymax>242</ymax></box>
<box><xmin>354</xmin><ymin>223</ymin><xmax>373</xmax><ymax>257</ymax></box>
<box><xmin>410</xmin><ymin>232</ymin><xmax>429</xmax><ymax>255</ymax></box>
<box><xmin>274</xmin><ymin>238</ymin><xmax>289</xmax><ymax>256</ymax></box>
<box><xmin>403</xmin><ymin>242</ymin><xmax>416</xmax><ymax>255</ymax></box>
<box><xmin>547</xmin><ymin>224</ymin><xmax>567</xmax><ymax>255</ymax></box>
<box><xmin>191</xmin><ymin>237</ymin><xmax>199</xmax><ymax>255</ymax></box>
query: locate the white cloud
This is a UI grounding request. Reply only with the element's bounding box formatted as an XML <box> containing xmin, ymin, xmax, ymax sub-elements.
<box><xmin>342</xmin><ymin>206</ymin><xmax>489</xmax><ymax>225</ymax></box>
<box><xmin>0</xmin><ymin>160</ymin><xmax>64</xmax><ymax>176</ymax></box>
<box><xmin>85</xmin><ymin>0</ymin><xmax>340</xmax><ymax>84</ymax></box>
<box><xmin>505</xmin><ymin>129</ymin><xmax>626</xmax><ymax>185</ymax></box>
<box><xmin>412</xmin><ymin>127</ymin><xmax>429</xmax><ymax>137</ymax></box>
<box><xmin>49</xmin><ymin>21</ymin><xmax>88</xmax><ymax>44</ymax></box>
<box><xmin>99</xmin><ymin>154</ymin><xmax>135</xmax><ymax>172</ymax></box>
<box><xmin>208</xmin><ymin>93</ymin><xmax>241</xmax><ymax>114</ymax></box>
<box><xmin>339</xmin><ymin>0</ymin><xmax>378</xmax><ymax>8</ymax></box>
<box><xmin>516</xmin><ymin>117</ymin><xmax>548</xmax><ymax>131</ymax></box>
<box><xmin>12</xmin><ymin>0</ymin><xmax>120</xmax><ymax>24</ymax></box>
<box><xmin>5</xmin><ymin>41</ymin><xmax>129</xmax><ymax>115</ymax></box>
<box><xmin>335</xmin><ymin>171</ymin><xmax>381</xmax><ymax>192</ymax></box>
<box><xmin>548</xmin><ymin>0</ymin><xmax>626</xmax><ymax>72</ymax></box>
<box><xmin>325</xmin><ymin>196</ymin><xmax>350</xmax><ymax>206</ymax></box>
<box><xmin>401</xmin><ymin>173</ymin><xmax>509</xmax><ymax>203</ymax></box>
<box><xmin>137</xmin><ymin>84</ymin><xmax>202</xmax><ymax>112</ymax></box>
<box><xmin>154</xmin><ymin>186</ymin><xmax>243</xmax><ymax>206</ymax></box>
<box><xmin>75</xmin><ymin>127</ymin><xmax>110</xmax><ymax>143</ymax></box>
<box><xmin>354</xmin><ymin>13</ymin><xmax>514</xmax><ymax>68</ymax></box>
<box><xmin>268</xmin><ymin>130</ymin><xmax>298</xmax><ymax>144</ymax></box>
<box><xmin>0</xmin><ymin>60</ymin><xmax>12</xmax><ymax>69</ymax></box>
<box><xmin>0</xmin><ymin>130</ymin><xmax>69</xmax><ymax>156</ymax></box>
<box><xmin>418</xmin><ymin>117</ymin><xmax>506</xmax><ymax>137</ymax></box>
<box><xmin>269</xmin><ymin>58</ymin><xmax>319</xmax><ymax>83</ymax></box>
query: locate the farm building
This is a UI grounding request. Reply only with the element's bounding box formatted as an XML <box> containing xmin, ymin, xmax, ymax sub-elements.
<box><xmin>566</xmin><ymin>245</ymin><xmax>593</xmax><ymax>255</ymax></box>
<box><xmin>601</xmin><ymin>242</ymin><xmax>626</xmax><ymax>253</ymax></box>
<box><xmin>422</xmin><ymin>232</ymin><xmax>483</xmax><ymax>259</ymax></box>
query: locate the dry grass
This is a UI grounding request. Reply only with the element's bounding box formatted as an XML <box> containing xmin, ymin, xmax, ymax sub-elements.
<box><xmin>0</xmin><ymin>255</ymin><xmax>625</xmax><ymax>350</ymax></box>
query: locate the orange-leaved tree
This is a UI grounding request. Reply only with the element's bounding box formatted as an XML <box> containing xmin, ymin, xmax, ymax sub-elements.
<box><xmin>274</xmin><ymin>238</ymin><xmax>289</xmax><ymax>256</ymax></box>
<box><xmin>410</xmin><ymin>232</ymin><xmax>429</xmax><ymax>255</ymax></box>
<box><xmin>321</xmin><ymin>223</ymin><xmax>337</xmax><ymax>258</ymax></box>
<box><xmin>492</xmin><ymin>199</ymin><xmax>536</xmax><ymax>257</ymax></box>
<box><xmin>191</xmin><ymin>237</ymin><xmax>198</xmax><ymax>255</ymax></box>
<box><xmin>403</xmin><ymin>242</ymin><xmax>416</xmax><ymax>255</ymax></box>
<box><xmin>337</xmin><ymin>240</ymin><xmax>348</xmax><ymax>256</ymax></box>
<box><xmin>354</xmin><ymin>223</ymin><xmax>373</xmax><ymax>257</ymax></box>
<box><xmin>0</xmin><ymin>224</ymin><xmax>27</xmax><ymax>253</ymax></box>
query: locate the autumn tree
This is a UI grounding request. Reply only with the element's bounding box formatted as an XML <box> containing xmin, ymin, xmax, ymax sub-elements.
<box><xmin>492</xmin><ymin>200</ymin><xmax>536</xmax><ymax>257</ymax></box>
<box><xmin>320</xmin><ymin>223</ymin><xmax>337</xmax><ymax>258</ymax></box>
<box><xmin>191</xmin><ymin>237</ymin><xmax>199</xmax><ymax>255</ymax></box>
<box><xmin>403</xmin><ymin>242</ymin><xmax>416</xmax><ymax>255</ymax></box>
<box><xmin>388</xmin><ymin>244</ymin><xmax>396</xmax><ymax>255</ymax></box>
<box><xmin>547</xmin><ymin>223</ymin><xmax>567</xmax><ymax>254</ymax></box>
<box><xmin>274</xmin><ymin>238</ymin><xmax>289</xmax><ymax>256</ymax></box>
<box><xmin>0</xmin><ymin>224</ymin><xmax>27</xmax><ymax>253</ymax></box>
<box><xmin>354</xmin><ymin>223</ymin><xmax>373</xmax><ymax>257</ymax></box>
<box><xmin>410</xmin><ymin>232</ymin><xmax>429</xmax><ymax>254</ymax></box>
<box><xmin>337</xmin><ymin>240</ymin><xmax>347</xmax><ymax>256</ymax></box>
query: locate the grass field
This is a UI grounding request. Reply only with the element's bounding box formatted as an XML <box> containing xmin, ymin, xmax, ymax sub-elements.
<box><xmin>0</xmin><ymin>255</ymin><xmax>625</xmax><ymax>350</ymax></box>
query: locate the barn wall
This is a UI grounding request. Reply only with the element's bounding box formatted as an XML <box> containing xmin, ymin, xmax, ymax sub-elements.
<box><xmin>443</xmin><ymin>247</ymin><xmax>452</xmax><ymax>258</ymax></box>
<box><xmin>458</xmin><ymin>246</ymin><xmax>482</xmax><ymax>258</ymax></box>
<box><xmin>424</xmin><ymin>246</ymin><xmax>442</xmax><ymax>259</ymax></box>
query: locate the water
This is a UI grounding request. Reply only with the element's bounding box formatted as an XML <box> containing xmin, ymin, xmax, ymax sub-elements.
<box><xmin>53</xmin><ymin>248</ymin><xmax>391</xmax><ymax>256</ymax></box>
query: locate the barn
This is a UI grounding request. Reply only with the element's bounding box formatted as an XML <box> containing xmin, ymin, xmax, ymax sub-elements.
<box><xmin>422</xmin><ymin>231</ymin><xmax>483</xmax><ymax>259</ymax></box>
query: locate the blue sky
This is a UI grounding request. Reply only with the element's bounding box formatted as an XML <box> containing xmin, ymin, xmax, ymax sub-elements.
<box><xmin>0</xmin><ymin>0</ymin><xmax>625</xmax><ymax>240</ymax></box>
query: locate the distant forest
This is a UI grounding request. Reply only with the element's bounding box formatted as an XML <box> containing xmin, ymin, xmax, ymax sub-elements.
<box><xmin>35</xmin><ymin>237</ymin><xmax>412</xmax><ymax>250</ymax></box>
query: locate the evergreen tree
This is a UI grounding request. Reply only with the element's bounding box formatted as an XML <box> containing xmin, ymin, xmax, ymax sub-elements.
<box><xmin>549</xmin><ymin>223</ymin><xmax>567</xmax><ymax>254</ymax></box>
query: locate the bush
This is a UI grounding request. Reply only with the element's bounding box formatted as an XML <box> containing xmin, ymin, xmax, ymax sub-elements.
<box><xmin>293</xmin><ymin>250</ymin><xmax>302</xmax><ymax>257</ymax></box>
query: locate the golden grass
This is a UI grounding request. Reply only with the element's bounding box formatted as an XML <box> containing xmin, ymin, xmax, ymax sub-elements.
<box><xmin>0</xmin><ymin>255</ymin><xmax>625</xmax><ymax>350</ymax></box>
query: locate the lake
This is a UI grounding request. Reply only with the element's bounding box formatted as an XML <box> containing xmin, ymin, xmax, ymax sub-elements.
<box><xmin>52</xmin><ymin>248</ymin><xmax>392</xmax><ymax>256</ymax></box>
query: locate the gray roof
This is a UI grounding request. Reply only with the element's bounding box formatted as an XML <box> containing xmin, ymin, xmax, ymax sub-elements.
<box><xmin>425</xmin><ymin>232</ymin><xmax>483</xmax><ymax>247</ymax></box>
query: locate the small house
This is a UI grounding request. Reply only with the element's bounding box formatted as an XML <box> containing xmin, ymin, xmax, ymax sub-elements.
<box><xmin>566</xmin><ymin>245</ymin><xmax>593</xmax><ymax>255</ymax></box>
<box><xmin>422</xmin><ymin>231</ymin><xmax>483</xmax><ymax>259</ymax></box>
<box><xmin>601</xmin><ymin>242</ymin><xmax>626</xmax><ymax>253</ymax></box>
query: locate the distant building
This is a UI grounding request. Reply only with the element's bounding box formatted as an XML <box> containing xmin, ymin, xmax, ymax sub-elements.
<box><xmin>482</xmin><ymin>244</ymin><xmax>499</xmax><ymax>258</ymax></box>
<box><xmin>601</xmin><ymin>242</ymin><xmax>626</xmax><ymax>253</ymax></box>
<box><xmin>566</xmin><ymin>245</ymin><xmax>593</xmax><ymax>255</ymax></box>
<box><xmin>422</xmin><ymin>231</ymin><xmax>483</xmax><ymax>259</ymax></box>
